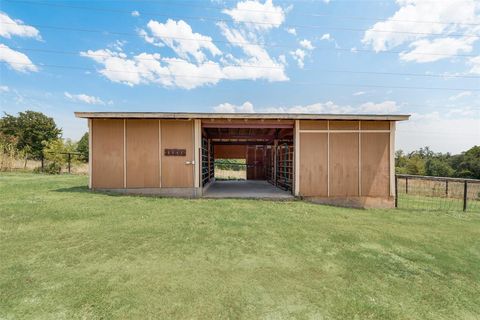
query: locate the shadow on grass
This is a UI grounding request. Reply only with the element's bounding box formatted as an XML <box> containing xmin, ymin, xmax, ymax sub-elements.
<box><xmin>54</xmin><ymin>186</ymin><xmax>123</xmax><ymax>197</ymax></box>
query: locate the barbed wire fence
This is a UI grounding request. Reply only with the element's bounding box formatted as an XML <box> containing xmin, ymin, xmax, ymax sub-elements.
<box><xmin>395</xmin><ymin>174</ymin><xmax>480</xmax><ymax>213</ymax></box>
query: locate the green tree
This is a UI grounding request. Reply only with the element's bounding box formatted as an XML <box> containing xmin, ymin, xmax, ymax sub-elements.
<box><xmin>77</xmin><ymin>133</ymin><xmax>89</xmax><ymax>162</ymax></box>
<box><xmin>452</xmin><ymin>146</ymin><xmax>480</xmax><ymax>179</ymax></box>
<box><xmin>425</xmin><ymin>158</ymin><xmax>454</xmax><ymax>177</ymax></box>
<box><xmin>405</xmin><ymin>155</ymin><xmax>426</xmax><ymax>175</ymax></box>
<box><xmin>0</xmin><ymin>111</ymin><xmax>62</xmax><ymax>159</ymax></box>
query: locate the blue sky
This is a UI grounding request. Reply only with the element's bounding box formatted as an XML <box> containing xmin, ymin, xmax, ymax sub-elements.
<box><xmin>0</xmin><ymin>0</ymin><xmax>479</xmax><ymax>153</ymax></box>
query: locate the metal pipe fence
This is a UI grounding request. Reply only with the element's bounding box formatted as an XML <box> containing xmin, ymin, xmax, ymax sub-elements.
<box><xmin>395</xmin><ymin>174</ymin><xmax>480</xmax><ymax>213</ymax></box>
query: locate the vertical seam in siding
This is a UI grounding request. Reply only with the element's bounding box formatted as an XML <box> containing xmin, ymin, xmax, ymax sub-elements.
<box><xmin>327</xmin><ymin>120</ymin><xmax>330</xmax><ymax>197</ymax></box>
<box><xmin>389</xmin><ymin>121</ymin><xmax>396</xmax><ymax>197</ymax></box>
<box><xmin>358</xmin><ymin>120</ymin><xmax>362</xmax><ymax>197</ymax></box>
<box><xmin>159</xmin><ymin>119</ymin><xmax>162</xmax><ymax>188</ymax></box>
<box><xmin>88</xmin><ymin>119</ymin><xmax>92</xmax><ymax>189</ymax></box>
<box><xmin>294</xmin><ymin>120</ymin><xmax>300</xmax><ymax>196</ymax></box>
<box><xmin>123</xmin><ymin>119</ymin><xmax>126</xmax><ymax>189</ymax></box>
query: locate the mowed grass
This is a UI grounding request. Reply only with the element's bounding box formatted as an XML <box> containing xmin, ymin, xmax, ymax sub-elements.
<box><xmin>1</xmin><ymin>173</ymin><xmax>479</xmax><ymax>320</ymax></box>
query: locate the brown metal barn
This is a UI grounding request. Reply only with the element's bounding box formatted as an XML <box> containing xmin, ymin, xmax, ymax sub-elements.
<box><xmin>75</xmin><ymin>112</ymin><xmax>409</xmax><ymax>208</ymax></box>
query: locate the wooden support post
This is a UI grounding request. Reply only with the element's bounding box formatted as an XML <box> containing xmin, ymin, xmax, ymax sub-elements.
<box><xmin>445</xmin><ymin>180</ymin><xmax>449</xmax><ymax>197</ymax></box>
<box><xmin>463</xmin><ymin>181</ymin><xmax>468</xmax><ymax>212</ymax></box>
<box><xmin>67</xmin><ymin>153</ymin><xmax>71</xmax><ymax>174</ymax></box>
<box><xmin>405</xmin><ymin>177</ymin><xmax>409</xmax><ymax>194</ymax></box>
<box><xmin>395</xmin><ymin>175</ymin><xmax>398</xmax><ymax>208</ymax></box>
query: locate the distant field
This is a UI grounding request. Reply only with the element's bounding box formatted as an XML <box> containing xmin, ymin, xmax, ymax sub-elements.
<box><xmin>1</xmin><ymin>173</ymin><xmax>479</xmax><ymax>319</ymax></box>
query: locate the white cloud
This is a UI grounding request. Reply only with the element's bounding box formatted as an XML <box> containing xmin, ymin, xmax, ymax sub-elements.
<box><xmin>64</xmin><ymin>92</ymin><xmax>110</xmax><ymax>105</ymax></box>
<box><xmin>362</xmin><ymin>0</ymin><xmax>480</xmax><ymax>68</ymax></box>
<box><xmin>131</xmin><ymin>10</ymin><xmax>140</xmax><ymax>17</ymax></box>
<box><xmin>353</xmin><ymin>91</ymin><xmax>366</xmax><ymax>96</ymax></box>
<box><xmin>0</xmin><ymin>44</ymin><xmax>37</xmax><ymax>72</ymax></box>
<box><xmin>320</xmin><ymin>33</ymin><xmax>332</xmax><ymax>41</ymax></box>
<box><xmin>80</xmin><ymin>49</ymin><xmax>225</xmax><ymax>89</ymax></box>
<box><xmin>142</xmin><ymin>19</ymin><xmax>222</xmax><ymax>63</ymax></box>
<box><xmin>449</xmin><ymin>91</ymin><xmax>472</xmax><ymax>101</ymax></box>
<box><xmin>290</xmin><ymin>48</ymin><xmax>306</xmax><ymax>68</ymax></box>
<box><xmin>469</xmin><ymin>56</ymin><xmax>480</xmax><ymax>74</ymax></box>
<box><xmin>213</xmin><ymin>101</ymin><xmax>255</xmax><ymax>113</ymax></box>
<box><xmin>286</xmin><ymin>27</ymin><xmax>297</xmax><ymax>35</ymax></box>
<box><xmin>213</xmin><ymin>100</ymin><xmax>401</xmax><ymax>115</ymax></box>
<box><xmin>217</xmin><ymin>22</ymin><xmax>288</xmax><ymax>81</ymax></box>
<box><xmin>300</xmin><ymin>39</ymin><xmax>315</xmax><ymax>50</ymax></box>
<box><xmin>0</xmin><ymin>85</ymin><xmax>9</xmax><ymax>92</ymax></box>
<box><xmin>358</xmin><ymin>101</ymin><xmax>399</xmax><ymax>113</ymax></box>
<box><xmin>397</xmin><ymin>112</ymin><xmax>480</xmax><ymax>153</ymax></box>
<box><xmin>0</xmin><ymin>12</ymin><xmax>40</xmax><ymax>39</ymax></box>
<box><xmin>223</xmin><ymin>0</ymin><xmax>286</xmax><ymax>31</ymax></box>
<box><xmin>399</xmin><ymin>37</ymin><xmax>477</xmax><ymax>63</ymax></box>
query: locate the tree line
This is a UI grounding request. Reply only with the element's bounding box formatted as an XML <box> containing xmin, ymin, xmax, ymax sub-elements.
<box><xmin>1</xmin><ymin>110</ymin><xmax>479</xmax><ymax>178</ymax></box>
<box><xmin>0</xmin><ymin>110</ymin><xmax>88</xmax><ymax>173</ymax></box>
<box><xmin>395</xmin><ymin>146</ymin><xmax>480</xmax><ymax>179</ymax></box>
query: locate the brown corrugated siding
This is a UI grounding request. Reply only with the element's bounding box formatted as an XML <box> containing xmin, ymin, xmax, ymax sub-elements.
<box><xmin>92</xmin><ymin>119</ymin><xmax>124</xmax><ymax>189</ymax></box>
<box><xmin>299</xmin><ymin>133</ymin><xmax>328</xmax><ymax>196</ymax></box>
<box><xmin>126</xmin><ymin>119</ymin><xmax>160</xmax><ymax>188</ymax></box>
<box><xmin>361</xmin><ymin>133</ymin><xmax>390</xmax><ymax>196</ymax></box>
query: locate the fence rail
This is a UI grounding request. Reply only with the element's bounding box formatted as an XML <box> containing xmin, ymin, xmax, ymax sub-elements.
<box><xmin>395</xmin><ymin>174</ymin><xmax>480</xmax><ymax>212</ymax></box>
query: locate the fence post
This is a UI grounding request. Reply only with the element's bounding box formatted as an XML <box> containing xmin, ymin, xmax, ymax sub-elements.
<box><xmin>463</xmin><ymin>181</ymin><xmax>468</xmax><ymax>212</ymax></box>
<box><xmin>405</xmin><ymin>177</ymin><xmax>408</xmax><ymax>194</ymax></box>
<box><xmin>445</xmin><ymin>180</ymin><xmax>449</xmax><ymax>197</ymax></box>
<box><xmin>67</xmin><ymin>153</ymin><xmax>71</xmax><ymax>174</ymax></box>
<box><xmin>41</xmin><ymin>154</ymin><xmax>44</xmax><ymax>172</ymax></box>
<box><xmin>395</xmin><ymin>175</ymin><xmax>398</xmax><ymax>208</ymax></box>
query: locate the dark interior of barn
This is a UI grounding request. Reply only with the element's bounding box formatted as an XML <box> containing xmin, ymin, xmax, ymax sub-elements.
<box><xmin>200</xmin><ymin>121</ymin><xmax>294</xmax><ymax>198</ymax></box>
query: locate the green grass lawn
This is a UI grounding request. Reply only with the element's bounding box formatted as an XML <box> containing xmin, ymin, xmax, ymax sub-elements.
<box><xmin>1</xmin><ymin>173</ymin><xmax>479</xmax><ymax>319</ymax></box>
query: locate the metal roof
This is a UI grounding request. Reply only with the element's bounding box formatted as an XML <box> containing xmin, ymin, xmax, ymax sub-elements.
<box><xmin>75</xmin><ymin>112</ymin><xmax>410</xmax><ymax>121</ymax></box>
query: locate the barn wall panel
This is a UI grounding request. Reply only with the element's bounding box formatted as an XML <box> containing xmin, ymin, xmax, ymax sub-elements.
<box><xmin>92</xmin><ymin>119</ymin><xmax>124</xmax><ymax>188</ymax></box>
<box><xmin>300</xmin><ymin>120</ymin><xmax>328</xmax><ymax>130</ymax></box>
<box><xmin>361</xmin><ymin>133</ymin><xmax>390</xmax><ymax>196</ymax></box>
<box><xmin>361</xmin><ymin>121</ymin><xmax>390</xmax><ymax>130</ymax></box>
<box><xmin>161</xmin><ymin>120</ymin><xmax>194</xmax><ymax>188</ymax></box>
<box><xmin>126</xmin><ymin>119</ymin><xmax>159</xmax><ymax>188</ymax></box>
<box><xmin>329</xmin><ymin>133</ymin><xmax>359</xmax><ymax>196</ymax></box>
<box><xmin>214</xmin><ymin>145</ymin><xmax>247</xmax><ymax>159</ymax></box>
<box><xmin>329</xmin><ymin>121</ymin><xmax>359</xmax><ymax>130</ymax></box>
<box><xmin>299</xmin><ymin>132</ymin><xmax>328</xmax><ymax>196</ymax></box>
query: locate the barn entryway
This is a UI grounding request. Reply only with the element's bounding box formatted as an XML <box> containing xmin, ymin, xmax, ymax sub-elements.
<box><xmin>200</xmin><ymin>119</ymin><xmax>295</xmax><ymax>198</ymax></box>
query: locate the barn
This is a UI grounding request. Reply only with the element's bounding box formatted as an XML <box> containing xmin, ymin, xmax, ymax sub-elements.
<box><xmin>75</xmin><ymin>112</ymin><xmax>409</xmax><ymax>208</ymax></box>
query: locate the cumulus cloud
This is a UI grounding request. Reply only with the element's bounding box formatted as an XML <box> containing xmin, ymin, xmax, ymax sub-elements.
<box><xmin>214</xmin><ymin>101</ymin><xmax>255</xmax><ymax>113</ymax></box>
<box><xmin>223</xmin><ymin>0</ymin><xmax>286</xmax><ymax>31</ymax></box>
<box><xmin>64</xmin><ymin>92</ymin><xmax>111</xmax><ymax>105</ymax></box>
<box><xmin>80</xmin><ymin>49</ymin><xmax>224</xmax><ymax>89</ymax></box>
<box><xmin>286</xmin><ymin>27</ymin><xmax>297</xmax><ymax>35</ymax></box>
<box><xmin>290</xmin><ymin>48</ymin><xmax>306</xmax><ymax>68</ymax></box>
<box><xmin>212</xmin><ymin>100</ymin><xmax>401</xmax><ymax>114</ymax></box>
<box><xmin>320</xmin><ymin>33</ymin><xmax>332</xmax><ymax>41</ymax></box>
<box><xmin>300</xmin><ymin>39</ymin><xmax>315</xmax><ymax>50</ymax></box>
<box><xmin>0</xmin><ymin>44</ymin><xmax>37</xmax><ymax>72</ymax></box>
<box><xmin>399</xmin><ymin>37</ymin><xmax>477</xmax><ymax>63</ymax></box>
<box><xmin>131</xmin><ymin>10</ymin><xmax>140</xmax><ymax>17</ymax></box>
<box><xmin>141</xmin><ymin>19</ymin><xmax>222</xmax><ymax>63</ymax></box>
<box><xmin>0</xmin><ymin>85</ymin><xmax>9</xmax><ymax>92</ymax></box>
<box><xmin>353</xmin><ymin>91</ymin><xmax>366</xmax><ymax>96</ymax></box>
<box><xmin>362</xmin><ymin>0</ymin><xmax>480</xmax><ymax>66</ymax></box>
<box><xmin>217</xmin><ymin>22</ymin><xmax>288</xmax><ymax>81</ymax></box>
<box><xmin>0</xmin><ymin>12</ymin><xmax>40</xmax><ymax>39</ymax></box>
